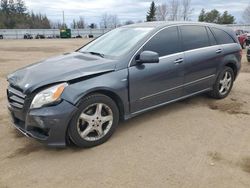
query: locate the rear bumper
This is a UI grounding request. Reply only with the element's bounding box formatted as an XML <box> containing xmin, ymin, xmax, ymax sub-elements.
<box><xmin>8</xmin><ymin>100</ymin><xmax>78</xmax><ymax>147</ymax></box>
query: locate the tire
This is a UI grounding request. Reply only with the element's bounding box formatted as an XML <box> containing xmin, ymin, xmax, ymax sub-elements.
<box><xmin>208</xmin><ymin>67</ymin><xmax>234</xmax><ymax>99</ymax></box>
<box><xmin>68</xmin><ymin>94</ymin><xmax>119</xmax><ymax>148</ymax></box>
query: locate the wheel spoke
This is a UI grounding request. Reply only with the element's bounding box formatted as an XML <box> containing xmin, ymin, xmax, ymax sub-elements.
<box><xmin>101</xmin><ymin>115</ymin><xmax>113</xmax><ymax>123</ymax></box>
<box><xmin>96</xmin><ymin>126</ymin><xmax>104</xmax><ymax>136</ymax></box>
<box><xmin>219</xmin><ymin>86</ymin><xmax>225</xmax><ymax>93</ymax></box>
<box><xmin>95</xmin><ymin>103</ymin><xmax>103</xmax><ymax>116</ymax></box>
<box><xmin>227</xmin><ymin>77</ymin><xmax>232</xmax><ymax>83</ymax></box>
<box><xmin>219</xmin><ymin>79</ymin><xmax>224</xmax><ymax>84</ymax></box>
<box><xmin>224</xmin><ymin>72</ymin><xmax>228</xmax><ymax>80</ymax></box>
<box><xmin>81</xmin><ymin>125</ymin><xmax>93</xmax><ymax>138</ymax></box>
<box><xmin>225</xmin><ymin>82</ymin><xmax>231</xmax><ymax>90</ymax></box>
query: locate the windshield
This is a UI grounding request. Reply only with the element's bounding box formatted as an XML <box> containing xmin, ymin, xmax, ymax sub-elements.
<box><xmin>79</xmin><ymin>27</ymin><xmax>153</xmax><ymax>58</ymax></box>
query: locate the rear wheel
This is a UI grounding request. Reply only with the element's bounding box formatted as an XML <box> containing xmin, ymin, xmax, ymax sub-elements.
<box><xmin>208</xmin><ymin>67</ymin><xmax>234</xmax><ymax>99</ymax></box>
<box><xmin>68</xmin><ymin>94</ymin><xmax>119</xmax><ymax>148</ymax></box>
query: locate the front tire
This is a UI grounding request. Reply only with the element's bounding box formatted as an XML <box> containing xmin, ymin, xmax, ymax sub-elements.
<box><xmin>68</xmin><ymin>94</ymin><xmax>119</xmax><ymax>148</ymax></box>
<box><xmin>208</xmin><ymin>67</ymin><xmax>234</xmax><ymax>99</ymax></box>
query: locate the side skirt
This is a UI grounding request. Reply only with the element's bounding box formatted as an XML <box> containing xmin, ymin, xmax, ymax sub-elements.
<box><xmin>124</xmin><ymin>88</ymin><xmax>212</xmax><ymax>120</ymax></box>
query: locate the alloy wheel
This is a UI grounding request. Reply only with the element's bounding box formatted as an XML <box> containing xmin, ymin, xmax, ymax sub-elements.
<box><xmin>77</xmin><ymin>103</ymin><xmax>113</xmax><ymax>141</ymax></box>
<box><xmin>219</xmin><ymin>71</ymin><xmax>232</xmax><ymax>96</ymax></box>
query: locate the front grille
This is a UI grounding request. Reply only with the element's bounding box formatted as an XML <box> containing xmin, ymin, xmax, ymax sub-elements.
<box><xmin>7</xmin><ymin>86</ymin><xmax>26</xmax><ymax>109</ymax></box>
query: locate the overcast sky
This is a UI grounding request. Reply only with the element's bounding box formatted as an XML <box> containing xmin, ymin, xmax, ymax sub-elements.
<box><xmin>25</xmin><ymin>0</ymin><xmax>249</xmax><ymax>25</ymax></box>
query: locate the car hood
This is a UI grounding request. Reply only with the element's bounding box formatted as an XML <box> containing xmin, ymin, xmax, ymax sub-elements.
<box><xmin>7</xmin><ymin>52</ymin><xmax>117</xmax><ymax>94</ymax></box>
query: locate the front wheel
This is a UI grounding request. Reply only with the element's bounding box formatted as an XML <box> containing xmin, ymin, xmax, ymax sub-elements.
<box><xmin>208</xmin><ymin>67</ymin><xmax>234</xmax><ymax>99</ymax></box>
<box><xmin>68</xmin><ymin>94</ymin><xmax>119</xmax><ymax>148</ymax></box>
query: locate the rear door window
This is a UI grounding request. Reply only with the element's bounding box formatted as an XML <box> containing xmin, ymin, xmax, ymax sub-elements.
<box><xmin>180</xmin><ymin>25</ymin><xmax>210</xmax><ymax>51</ymax></box>
<box><xmin>211</xmin><ymin>28</ymin><xmax>235</xmax><ymax>44</ymax></box>
<box><xmin>206</xmin><ymin>27</ymin><xmax>217</xmax><ymax>46</ymax></box>
<box><xmin>143</xmin><ymin>26</ymin><xmax>181</xmax><ymax>57</ymax></box>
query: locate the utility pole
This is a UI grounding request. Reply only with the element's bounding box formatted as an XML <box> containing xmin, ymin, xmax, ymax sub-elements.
<box><xmin>62</xmin><ymin>11</ymin><xmax>65</xmax><ymax>29</ymax></box>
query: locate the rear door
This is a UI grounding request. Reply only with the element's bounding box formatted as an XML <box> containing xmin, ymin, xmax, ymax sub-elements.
<box><xmin>180</xmin><ymin>25</ymin><xmax>222</xmax><ymax>95</ymax></box>
<box><xmin>211</xmin><ymin>27</ymin><xmax>240</xmax><ymax>56</ymax></box>
<box><xmin>129</xmin><ymin>26</ymin><xmax>185</xmax><ymax>113</ymax></box>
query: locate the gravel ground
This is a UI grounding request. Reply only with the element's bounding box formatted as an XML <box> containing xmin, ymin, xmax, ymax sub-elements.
<box><xmin>0</xmin><ymin>39</ymin><xmax>250</xmax><ymax>188</ymax></box>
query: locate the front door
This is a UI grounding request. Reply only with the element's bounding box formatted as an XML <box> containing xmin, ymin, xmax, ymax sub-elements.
<box><xmin>129</xmin><ymin>26</ymin><xmax>185</xmax><ymax>114</ymax></box>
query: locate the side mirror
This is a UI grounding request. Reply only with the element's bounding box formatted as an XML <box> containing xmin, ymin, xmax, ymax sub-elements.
<box><xmin>137</xmin><ymin>51</ymin><xmax>159</xmax><ymax>64</ymax></box>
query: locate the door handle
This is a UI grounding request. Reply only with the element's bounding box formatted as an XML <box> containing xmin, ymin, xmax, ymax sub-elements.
<box><xmin>174</xmin><ymin>58</ymin><xmax>184</xmax><ymax>64</ymax></box>
<box><xmin>216</xmin><ymin>49</ymin><xmax>222</xmax><ymax>54</ymax></box>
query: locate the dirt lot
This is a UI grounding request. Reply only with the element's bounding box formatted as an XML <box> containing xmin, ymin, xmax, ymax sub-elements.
<box><xmin>0</xmin><ymin>39</ymin><xmax>250</xmax><ymax>188</ymax></box>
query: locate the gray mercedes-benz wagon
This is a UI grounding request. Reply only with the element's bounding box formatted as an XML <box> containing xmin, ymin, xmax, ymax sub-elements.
<box><xmin>7</xmin><ymin>22</ymin><xmax>242</xmax><ymax>147</ymax></box>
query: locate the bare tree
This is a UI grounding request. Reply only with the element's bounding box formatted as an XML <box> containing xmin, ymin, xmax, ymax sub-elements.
<box><xmin>100</xmin><ymin>13</ymin><xmax>119</xmax><ymax>28</ymax></box>
<box><xmin>100</xmin><ymin>13</ymin><xmax>109</xmax><ymax>29</ymax></box>
<box><xmin>110</xmin><ymin>14</ymin><xmax>119</xmax><ymax>28</ymax></box>
<box><xmin>71</xmin><ymin>19</ymin><xmax>77</xmax><ymax>29</ymax></box>
<box><xmin>77</xmin><ymin>16</ymin><xmax>85</xmax><ymax>29</ymax></box>
<box><xmin>243</xmin><ymin>4</ymin><xmax>250</xmax><ymax>23</ymax></box>
<box><xmin>50</xmin><ymin>20</ymin><xmax>63</xmax><ymax>29</ymax></box>
<box><xmin>169</xmin><ymin>0</ymin><xmax>180</xmax><ymax>21</ymax></box>
<box><xmin>156</xmin><ymin>3</ymin><xmax>168</xmax><ymax>21</ymax></box>
<box><xmin>181</xmin><ymin>0</ymin><xmax>193</xmax><ymax>21</ymax></box>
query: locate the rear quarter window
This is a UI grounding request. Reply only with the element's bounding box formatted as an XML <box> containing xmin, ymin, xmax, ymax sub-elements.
<box><xmin>211</xmin><ymin>28</ymin><xmax>235</xmax><ymax>45</ymax></box>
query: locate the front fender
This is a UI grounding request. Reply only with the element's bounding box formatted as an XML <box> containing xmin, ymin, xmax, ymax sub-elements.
<box><xmin>61</xmin><ymin>69</ymin><xmax>129</xmax><ymax>117</ymax></box>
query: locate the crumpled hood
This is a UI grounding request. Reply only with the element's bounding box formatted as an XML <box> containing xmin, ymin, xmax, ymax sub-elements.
<box><xmin>7</xmin><ymin>52</ymin><xmax>117</xmax><ymax>94</ymax></box>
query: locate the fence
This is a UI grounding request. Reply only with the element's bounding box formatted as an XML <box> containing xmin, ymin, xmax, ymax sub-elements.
<box><xmin>0</xmin><ymin>28</ymin><xmax>110</xmax><ymax>39</ymax></box>
<box><xmin>0</xmin><ymin>24</ymin><xmax>250</xmax><ymax>39</ymax></box>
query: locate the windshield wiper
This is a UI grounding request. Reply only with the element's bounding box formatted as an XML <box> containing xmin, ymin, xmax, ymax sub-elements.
<box><xmin>84</xmin><ymin>51</ymin><xmax>105</xmax><ymax>58</ymax></box>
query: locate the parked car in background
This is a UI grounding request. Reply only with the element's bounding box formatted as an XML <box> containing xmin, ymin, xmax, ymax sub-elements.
<box><xmin>247</xmin><ymin>48</ymin><xmax>250</xmax><ymax>62</ymax></box>
<box><xmin>244</xmin><ymin>31</ymin><xmax>250</xmax><ymax>46</ymax></box>
<box><xmin>24</xmin><ymin>33</ymin><xmax>33</xmax><ymax>39</ymax></box>
<box><xmin>0</xmin><ymin>34</ymin><xmax>3</xmax><ymax>39</ymax></box>
<box><xmin>35</xmin><ymin>34</ymin><xmax>45</xmax><ymax>39</ymax></box>
<box><xmin>235</xmin><ymin>29</ymin><xmax>247</xmax><ymax>49</ymax></box>
<box><xmin>7</xmin><ymin>22</ymin><xmax>242</xmax><ymax>148</ymax></box>
<box><xmin>88</xmin><ymin>34</ymin><xmax>94</xmax><ymax>38</ymax></box>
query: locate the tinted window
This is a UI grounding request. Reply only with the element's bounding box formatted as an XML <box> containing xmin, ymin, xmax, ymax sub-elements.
<box><xmin>207</xmin><ymin>27</ymin><xmax>217</xmax><ymax>45</ymax></box>
<box><xmin>181</xmin><ymin>25</ymin><xmax>210</xmax><ymax>51</ymax></box>
<box><xmin>211</xmin><ymin>28</ymin><xmax>235</xmax><ymax>44</ymax></box>
<box><xmin>143</xmin><ymin>26</ymin><xmax>181</xmax><ymax>57</ymax></box>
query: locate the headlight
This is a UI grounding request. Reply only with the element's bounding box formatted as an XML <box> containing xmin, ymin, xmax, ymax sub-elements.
<box><xmin>30</xmin><ymin>83</ymin><xmax>68</xmax><ymax>109</ymax></box>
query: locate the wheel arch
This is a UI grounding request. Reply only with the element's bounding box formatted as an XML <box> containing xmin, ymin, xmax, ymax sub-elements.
<box><xmin>77</xmin><ymin>89</ymin><xmax>125</xmax><ymax>121</ymax></box>
<box><xmin>224</xmin><ymin>61</ymin><xmax>238</xmax><ymax>80</ymax></box>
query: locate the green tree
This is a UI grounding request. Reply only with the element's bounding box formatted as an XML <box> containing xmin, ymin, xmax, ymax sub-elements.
<box><xmin>146</xmin><ymin>1</ymin><xmax>156</xmax><ymax>22</ymax></box>
<box><xmin>0</xmin><ymin>0</ymin><xmax>51</xmax><ymax>28</ymax></box>
<box><xmin>16</xmin><ymin>0</ymin><xmax>27</xmax><ymax>14</ymax></box>
<box><xmin>204</xmin><ymin>9</ymin><xmax>220</xmax><ymax>23</ymax></box>
<box><xmin>198</xmin><ymin>9</ymin><xmax>235</xmax><ymax>24</ymax></box>
<box><xmin>219</xmin><ymin>11</ymin><xmax>235</xmax><ymax>24</ymax></box>
<box><xmin>198</xmin><ymin>8</ymin><xmax>205</xmax><ymax>22</ymax></box>
<box><xmin>0</xmin><ymin>0</ymin><xmax>9</xmax><ymax>14</ymax></box>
